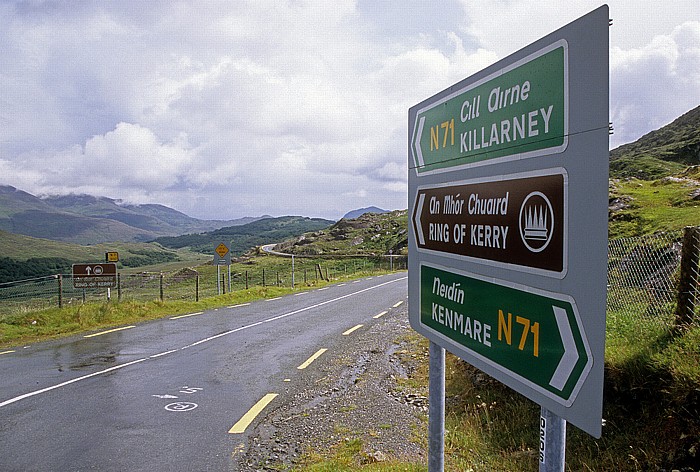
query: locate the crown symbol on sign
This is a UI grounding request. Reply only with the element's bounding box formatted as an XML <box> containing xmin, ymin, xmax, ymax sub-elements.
<box><xmin>523</xmin><ymin>205</ymin><xmax>549</xmax><ymax>240</ymax></box>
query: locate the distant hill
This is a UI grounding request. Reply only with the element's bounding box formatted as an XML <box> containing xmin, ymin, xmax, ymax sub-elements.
<box><xmin>0</xmin><ymin>229</ymin><xmax>187</xmax><ymax>283</ymax></box>
<box><xmin>273</xmin><ymin>210</ymin><xmax>408</xmax><ymax>257</ymax></box>
<box><xmin>154</xmin><ymin>216</ymin><xmax>334</xmax><ymax>255</ymax></box>
<box><xmin>342</xmin><ymin>206</ymin><xmax>390</xmax><ymax>220</ymax></box>
<box><xmin>0</xmin><ymin>185</ymin><xmax>264</xmax><ymax>244</ymax></box>
<box><xmin>610</xmin><ymin>104</ymin><xmax>700</xmax><ymax>179</ymax></box>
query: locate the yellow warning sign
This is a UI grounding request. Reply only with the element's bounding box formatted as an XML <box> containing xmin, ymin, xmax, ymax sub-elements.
<box><xmin>215</xmin><ymin>243</ymin><xmax>229</xmax><ymax>258</ymax></box>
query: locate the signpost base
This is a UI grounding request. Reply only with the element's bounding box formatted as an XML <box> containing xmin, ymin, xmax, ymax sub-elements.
<box><xmin>539</xmin><ymin>407</ymin><xmax>566</xmax><ymax>472</ymax></box>
<box><xmin>428</xmin><ymin>341</ymin><xmax>445</xmax><ymax>472</ymax></box>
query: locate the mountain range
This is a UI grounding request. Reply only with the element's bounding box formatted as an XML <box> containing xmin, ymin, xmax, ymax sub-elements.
<box><xmin>0</xmin><ymin>103</ymin><xmax>697</xmax><ymax>246</ymax></box>
<box><xmin>0</xmin><ymin>186</ymin><xmax>267</xmax><ymax>244</ymax></box>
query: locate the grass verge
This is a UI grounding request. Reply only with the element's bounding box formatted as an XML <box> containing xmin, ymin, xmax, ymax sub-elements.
<box><xmin>0</xmin><ymin>266</ymin><xmax>391</xmax><ymax>349</ymax></box>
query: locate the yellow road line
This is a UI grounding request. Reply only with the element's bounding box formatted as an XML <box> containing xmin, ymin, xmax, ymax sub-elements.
<box><xmin>83</xmin><ymin>326</ymin><xmax>135</xmax><ymax>338</ymax></box>
<box><xmin>228</xmin><ymin>393</ymin><xmax>279</xmax><ymax>434</ymax></box>
<box><xmin>392</xmin><ymin>300</ymin><xmax>404</xmax><ymax>308</ymax></box>
<box><xmin>342</xmin><ymin>324</ymin><xmax>363</xmax><ymax>336</ymax></box>
<box><xmin>373</xmin><ymin>311</ymin><xmax>388</xmax><ymax>319</ymax></box>
<box><xmin>170</xmin><ymin>312</ymin><xmax>203</xmax><ymax>320</ymax></box>
<box><xmin>297</xmin><ymin>348</ymin><xmax>328</xmax><ymax>370</ymax></box>
<box><xmin>0</xmin><ymin>350</ymin><xmax>15</xmax><ymax>356</ymax></box>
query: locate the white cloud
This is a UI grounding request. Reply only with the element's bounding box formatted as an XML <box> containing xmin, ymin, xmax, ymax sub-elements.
<box><xmin>610</xmin><ymin>21</ymin><xmax>700</xmax><ymax>147</ymax></box>
<box><xmin>0</xmin><ymin>1</ymin><xmax>699</xmax><ymax>221</ymax></box>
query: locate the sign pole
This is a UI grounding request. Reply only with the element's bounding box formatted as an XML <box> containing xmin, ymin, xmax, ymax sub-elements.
<box><xmin>228</xmin><ymin>264</ymin><xmax>232</xmax><ymax>293</ymax></box>
<box><xmin>540</xmin><ymin>407</ymin><xmax>566</xmax><ymax>472</ymax></box>
<box><xmin>428</xmin><ymin>340</ymin><xmax>445</xmax><ymax>472</ymax></box>
<box><xmin>217</xmin><ymin>265</ymin><xmax>221</xmax><ymax>295</ymax></box>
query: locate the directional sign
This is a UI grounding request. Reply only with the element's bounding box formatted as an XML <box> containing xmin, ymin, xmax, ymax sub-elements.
<box><xmin>420</xmin><ymin>263</ymin><xmax>591</xmax><ymax>405</ymax></box>
<box><xmin>105</xmin><ymin>251</ymin><xmax>119</xmax><ymax>263</ymax></box>
<box><xmin>412</xmin><ymin>169</ymin><xmax>567</xmax><ymax>276</ymax></box>
<box><xmin>408</xmin><ymin>6</ymin><xmax>609</xmax><ymax>437</ymax></box>
<box><xmin>214</xmin><ymin>241</ymin><xmax>231</xmax><ymax>266</ymax></box>
<box><xmin>72</xmin><ymin>263</ymin><xmax>117</xmax><ymax>289</ymax></box>
<box><xmin>411</xmin><ymin>41</ymin><xmax>567</xmax><ymax>175</ymax></box>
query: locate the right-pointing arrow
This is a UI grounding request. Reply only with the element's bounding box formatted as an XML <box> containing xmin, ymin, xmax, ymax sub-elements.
<box><xmin>549</xmin><ymin>305</ymin><xmax>578</xmax><ymax>391</ymax></box>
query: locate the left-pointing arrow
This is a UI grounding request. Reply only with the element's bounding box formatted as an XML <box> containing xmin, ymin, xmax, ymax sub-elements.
<box><xmin>413</xmin><ymin>193</ymin><xmax>425</xmax><ymax>246</ymax></box>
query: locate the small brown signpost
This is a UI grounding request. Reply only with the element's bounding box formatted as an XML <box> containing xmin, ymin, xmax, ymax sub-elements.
<box><xmin>72</xmin><ymin>263</ymin><xmax>117</xmax><ymax>289</ymax></box>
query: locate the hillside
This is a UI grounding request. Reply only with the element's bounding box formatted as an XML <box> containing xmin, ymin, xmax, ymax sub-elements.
<box><xmin>155</xmin><ymin>215</ymin><xmax>335</xmax><ymax>255</ymax></box>
<box><xmin>610</xmin><ymin>104</ymin><xmax>700</xmax><ymax>179</ymax></box>
<box><xmin>0</xmin><ymin>185</ymin><xmax>264</xmax><ymax>244</ymax></box>
<box><xmin>272</xmin><ymin>210</ymin><xmax>408</xmax><ymax>257</ymax></box>
<box><xmin>342</xmin><ymin>206</ymin><xmax>390</xmax><ymax>220</ymax></box>
<box><xmin>0</xmin><ymin>229</ymin><xmax>195</xmax><ymax>283</ymax></box>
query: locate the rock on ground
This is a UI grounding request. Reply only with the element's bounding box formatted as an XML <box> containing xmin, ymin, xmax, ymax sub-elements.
<box><xmin>234</xmin><ymin>305</ymin><xmax>428</xmax><ymax>470</ymax></box>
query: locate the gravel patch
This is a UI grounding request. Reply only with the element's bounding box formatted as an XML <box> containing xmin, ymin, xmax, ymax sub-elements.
<box><xmin>234</xmin><ymin>305</ymin><xmax>429</xmax><ymax>470</ymax></box>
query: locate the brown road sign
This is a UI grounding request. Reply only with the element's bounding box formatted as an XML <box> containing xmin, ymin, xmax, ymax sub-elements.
<box><xmin>72</xmin><ymin>263</ymin><xmax>117</xmax><ymax>288</ymax></box>
<box><xmin>411</xmin><ymin>169</ymin><xmax>567</xmax><ymax>276</ymax></box>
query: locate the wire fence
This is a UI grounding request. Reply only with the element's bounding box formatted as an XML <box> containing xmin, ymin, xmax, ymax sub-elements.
<box><xmin>0</xmin><ymin>256</ymin><xmax>408</xmax><ymax>317</ymax></box>
<box><xmin>2</xmin><ymin>230</ymin><xmax>699</xmax><ymax>331</ymax></box>
<box><xmin>606</xmin><ymin>227</ymin><xmax>699</xmax><ymax>330</ymax></box>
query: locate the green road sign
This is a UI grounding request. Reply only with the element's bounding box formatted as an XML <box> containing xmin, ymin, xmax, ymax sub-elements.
<box><xmin>411</xmin><ymin>41</ymin><xmax>567</xmax><ymax>175</ymax></box>
<box><xmin>420</xmin><ymin>263</ymin><xmax>591</xmax><ymax>406</ymax></box>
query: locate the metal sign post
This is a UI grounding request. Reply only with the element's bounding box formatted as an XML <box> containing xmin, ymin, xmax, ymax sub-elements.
<box><xmin>408</xmin><ymin>5</ymin><xmax>609</xmax><ymax>468</ymax></box>
<box><xmin>214</xmin><ymin>241</ymin><xmax>232</xmax><ymax>296</ymax></box>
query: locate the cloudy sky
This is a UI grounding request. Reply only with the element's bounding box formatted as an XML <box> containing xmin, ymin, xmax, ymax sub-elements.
<box><xmin>1</xmin><ymin>1</ymin><xmax>698</xmax><ymax>220</ymax></box>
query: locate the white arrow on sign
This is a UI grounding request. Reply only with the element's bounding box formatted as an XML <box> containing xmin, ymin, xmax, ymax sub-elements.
<box><xmin>413</xmin><ymin>116</ymin><xmax>426</xmax><ymax>168</ymax></box>
<box><xmin>549</xmin><ymin>305</ymin><xmax>579</xmax><ymax>391</ymax></box>
<box><xmin>413</xmin><ymin>192</ymin><xmax>425</xmax><ymax>246</ymax></box>
<box><xmin>85</xmin><ymin>266</ymin><xmax>92</xmax><ymax>275</ymax></box>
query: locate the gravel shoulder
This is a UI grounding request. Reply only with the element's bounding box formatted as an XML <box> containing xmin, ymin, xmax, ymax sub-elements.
<box><xmin>234</xmin><ymin>305</ymin><xmax>429</xmax><ymax>470</ymax></box>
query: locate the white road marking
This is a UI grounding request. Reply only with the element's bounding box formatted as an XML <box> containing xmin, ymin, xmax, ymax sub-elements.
<box><xmin>170</xmin><ymin>312</ymin><xmax>203</xmax><ymax>320</ymax></box>
<box><xmin>0</xmin><ymin>276</ymin><xmax>407</xmax><ymax>409</ymax></box>
<box><xmin>228</xmin><ymin>303</ymin><xmax>251</xmax><ymax>308</ymax></box>
<box><xmin>150</xmin><ymin>350</ymin><xmax>177</xmax><ymax>359</ymax></box>
<box><xmin>373</xmin><ymin>311</ymin><xmax>388</xmax><ymax>319</ymax></box>
<box><xmin>0</xmin><ymin>358</ymin><xmax>147</xmax><ymax>408</ymax></box>
<box><xmin>83</xmin><ymin>326</ymin><xmax>135</xmax><ymax>338</ymax></box>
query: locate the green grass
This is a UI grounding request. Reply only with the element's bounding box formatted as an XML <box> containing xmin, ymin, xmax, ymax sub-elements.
<box><xmin>609</xmin><ymin>176</ymin><xmax>700</xmax><ymax>238</ymax></box>
<box><xmin>0</xmin><ymin>254</ymin><xmax>393</xmax><ymax>349</ymax></box>
<box><xmin>296</xmin><ymin>438</ymin><xmax>426</xmax><ymax>471</ymax></box>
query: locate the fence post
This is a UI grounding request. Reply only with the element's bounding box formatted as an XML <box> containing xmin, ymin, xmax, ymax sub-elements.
<box><xmin>160</xmin><ymin>273</ymin><xmax>164</xmax><ymax>301</ymax></box>
<box><xmin>263</xmin><ymin>268</ymin><xmax>266</xmax><ymax>287</ymax></box>
<box><xmin>245</xmin><ymin>270</ymin><xmax>249</xmax><ymax>290</ymax></box>
<box><xmin>674</xmin><ymin>226</ymin><xmax>700</xmax><ymax>331</ymax></box>
<box><xmin>117</xmin><ymin>273</ymin><xmax>122</xmax><ymax>301</ymax></box>
<box><xmin>57</xmin><ymin>274</ymin><xmax>63</xmax><ymax>309</ymax></box>
<box><xmin>195</xmin><ymin>273</ymin><xmax>200</xmax><ymax>302</ymax></box>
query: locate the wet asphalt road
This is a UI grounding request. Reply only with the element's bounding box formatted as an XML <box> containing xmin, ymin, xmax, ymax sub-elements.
<box><xmin>0</xmin><ymin>273</ymin><xmax>408</xmax><ymax>471</ymax></box>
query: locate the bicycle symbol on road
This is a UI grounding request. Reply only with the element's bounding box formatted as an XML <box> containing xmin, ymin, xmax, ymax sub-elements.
<box><xmin>164</xmin><ymin>402</ymin><xmax>198</xmax><ymax>412</ymax></box>
<box><xmin>154</xmin><ymin>386</ymin><xmax>203</xmax><ymax>412</ymax></box>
